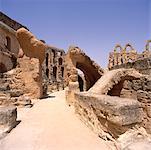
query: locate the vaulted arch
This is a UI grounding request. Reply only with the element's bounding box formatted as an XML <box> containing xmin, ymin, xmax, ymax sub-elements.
<box><xmin>65</xmin><ymin>46</ymin><xmax>104</xmax><ymax>91</ymax></box>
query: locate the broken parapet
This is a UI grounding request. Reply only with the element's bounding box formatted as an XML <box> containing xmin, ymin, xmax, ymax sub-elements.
<box><xmin>75</xmin><ymin>92</ymin><xmax>143</xmax><ymax>138</ymax></box>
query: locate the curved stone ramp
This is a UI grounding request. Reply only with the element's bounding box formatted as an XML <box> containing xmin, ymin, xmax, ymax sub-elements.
<box><xmin>65</xmin><ymin>46</ymin><xmax>104</xmax><ymax>90</ymax></box>
<box><xmin>89</xmin><ymin>68</ymin><xmax>142</xmax><ymax>95</ymax></box>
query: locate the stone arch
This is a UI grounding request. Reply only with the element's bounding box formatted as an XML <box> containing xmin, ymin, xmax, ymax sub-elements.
<box><xmin>78</xmin><ymin>75</ymin><xmax>84</xmax><ymax>92</ymax></box>
<box><xmin>6</xmin><ymin>36</ymin><xmax>11</xmax><ymax>51</ymax></box>
<box><xmin>0</xmin><ymin>63</ymin><xmax>7</xmax><ymax>73</ymax></box>
<box><xmin>61</xmin><ymin>67</ymin><xmax>64</xmax><ymax>78</ymax></box>
<box><xmin>58</xmin><ymin>57</ymin><xmax>63</xmax><ymax>65</ymax></box>
<box><xmin>114</xmin><ymin>44</ymin><xmax>123</xmax><ymax>52</ymax></box>
<box><xmin>124</xmin><ymin>43</ymin><xmax>135</xmax><ymax>52</ymax></box>
<box><xmin>46</xmin><ymin>53</ymin><xmax>49</xmax><ymax>67</ymax></box>
<box><xmin>52</xmin><ymin>49</ymin><xmax>55</xmax><ymax>63</ymax></box>
<box><xmin>65</xmin><ymin>46</ymin><xmax>104</xmax><ymax>91</ymax></box>
<box><xmin>46</xmin><ymin>68</ymin><xmax>49</xmax><ymax>78</ymax></box>
<box><xmin>89</xmin><ymin>69</ymin><xmax>142</xmax><ymax>95</ymax></box>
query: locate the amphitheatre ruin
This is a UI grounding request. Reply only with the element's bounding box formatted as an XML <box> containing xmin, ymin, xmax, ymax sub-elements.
<box><xmin>0</xmin><ymin>11</ymin><xmax>151</xmax><ymax>150</ymax></box>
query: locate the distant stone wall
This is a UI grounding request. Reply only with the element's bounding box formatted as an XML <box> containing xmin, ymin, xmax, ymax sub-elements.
<box><xmin>43</xmin><ymin>46</ymin><xmax>66</xmax><ymax>92</ymax></box>
<box><xmin>110</xmin><ymin>58</ymin><xmax>151</xmax><ymax>75</ymax></box>
<box><xmin>108</xmin><ymin>42</ymin><xmax>151</xmax><ymax>70</ymax></box>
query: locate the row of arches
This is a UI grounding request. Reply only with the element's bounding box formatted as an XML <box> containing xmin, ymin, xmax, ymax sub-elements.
<box><xmin>45</xmin><ymin>53</ymin><xmax>63</xmax><ymax>67</ymax></box>
<box><xmin>46</xmin><ymin>66</ymin><xmax>64</xmax><ymax>81</ymax></box>
<box><xmin>113</xmin><ymin>44</ymin><xmax>136</xmax><ymax>53</ymax></box>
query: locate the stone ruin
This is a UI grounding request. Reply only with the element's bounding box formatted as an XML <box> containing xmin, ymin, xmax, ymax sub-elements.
<box><xmin>65</xmin><ymin>46</ymin><xmax>151</xmax><ymax>149</ymax></box>
<box><xmin>108</xmin><ymin>42</ymin><xmax>151</xmax><ymax>75</ymax></box>
<box><xmin>0</xmin><ymin>12</ymin><xmax>151</xmax><ymax>149</ymax></box>
<box><xmin>64</xmin><ymin>46</ymin><xmax>104</xmax><ymax>105</ymax></box>
<box><xmin>43</xmin><ymin>46</ymin><xmax>66</xmax><ymax>93</ymax></box>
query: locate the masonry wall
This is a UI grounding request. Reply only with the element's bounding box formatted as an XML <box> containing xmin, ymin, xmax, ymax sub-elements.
<box><xmin>110</xmin><ymin>58</ymin><xmax>151</xmax><ymax>75</ymax></box>
<box><xmin>43</xmin><ymin>47</ymin><xmax>66</xmax><ymax>92</ymax></box>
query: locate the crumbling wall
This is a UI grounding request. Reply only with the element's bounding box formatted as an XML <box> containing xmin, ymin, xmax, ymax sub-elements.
<box><xmin>16</xmin><ymin>28</ymin><xmax>47</xmax><ymax>98</ymax></box>
<box><xmin>75</xmin><ymin>92</ymin><xmax>143</xmax><ymax>138</ymax></box>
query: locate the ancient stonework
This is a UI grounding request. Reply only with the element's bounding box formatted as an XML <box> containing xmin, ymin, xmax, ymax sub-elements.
<box><xmin>16</xmin><ymin>28</ymin><xmax>47</xmax><ymax>98</ymax></box>
<box><xmin>43</xmin><ymin>46</ymin><xmax>66</xmax><ymax>92</ymax></box>
<box><xmin>108</xmin><ymin>42</ymin><xmax>151</xmax><ymax>73</ymax></box>
<box><xmin>65</xmin><ymin>46</ymin><xmax>104</xmax><ymax>105</ymax></box>
<box><xmin>73</xmin><ymin>68</ymin><xmax>151</xmax><ymax>139</ymax></box>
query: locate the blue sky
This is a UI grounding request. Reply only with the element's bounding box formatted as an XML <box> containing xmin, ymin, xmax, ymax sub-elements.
<box><xmin>1</xmin><ymin>0</ymin><xmax>150</xmax><ymax>68</ymax></box>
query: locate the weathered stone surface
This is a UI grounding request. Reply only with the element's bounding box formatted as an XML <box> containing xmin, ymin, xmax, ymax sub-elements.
<box><xmin>9</xmin><ymin>89</ymin><xmax>23</xmax><ymax>97</ymax></box>
<box><xmin>65</xmin><ymin>46</ymin><xmax>104</xmax><ymax>91</ymax></box>
<box><xmin>65</xmin><ymin>82</ymin><xmax>79</xmax><ymax>106</ymax></box>
<box><xmin>75</xmin><ymin>92</ymin><xmax>143</xmax><ymax>138</ymax></box>
<box><xmin>89</xmin><ymin>68</ymin><xmax>142</xmax><ymax>95</ymax></box>
<box><xmin>16</xmin><ymin>28</ymin><xmax>47</xmax><ymax>63</ymax></box>
<box><xmin>137</xmin><ymin>90</ymin><xmax>151</xmax><ymax>103</ymax></box>
<box><xmin>16</xmin><ymin>28</ymin><xmax>48</xmax><ymax>98</ymax></box>
<box><xmin>0</xmin><ymin>106</ymin><xmax>17</xmax><ymax>136</ymax></box>
<box><xmin>117</xmin><ymin>127</ymin><xmax>151</xmax><ymax>150</ymax></box>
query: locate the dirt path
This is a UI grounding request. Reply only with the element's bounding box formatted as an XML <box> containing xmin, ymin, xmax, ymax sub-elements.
<box><xmin>0</xmin><ymin>90</ymin><xmax>111</xmax><ymax>150</ymax></box>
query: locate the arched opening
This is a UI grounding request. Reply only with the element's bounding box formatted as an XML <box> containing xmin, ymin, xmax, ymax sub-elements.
<box><xmin>46</xmin><ymin>53</ymin><xmax>49</xmax><ymax>67</ymax></box>
<box><xmin>107</xmin><ymin>79</ymin><xmax>125</xmax><ymax>96</ymax></box>
<box><xmin>58</xmin><ymin>58</ymin><xmax>63</xmax><ymax>65</ymax></box>
<box><xmin>52</xmin><ymin>50</ymin><xmax>55</xmax><ymax>63</ymax></box>
<box><xmin>107</xmin><ymin>76</ymin><xmax>137</xmax><ymax>97</ymax></box>
<box><xmin>53</xmin><ymin>66</ymin><xmax>57</xmax><ymax>80</ymax></box>
<box><xmin>0</xmin><ymin>63</ymin><xmax>7</xmax><ymax>73</ymax></box>
<box><xmin>6</xmin><ymin>36</ymin><xmax>11</xmax><ymax>51</ymax></box>
<box><xmin>78</xmin><ymin>75</ymin><xmax>84</xmax><ymax>92</ymax></box>
<box><xmin>114</xmin><ymin>45</ymin><xmax>123</xmax><ymax>52</ymax></box>
<box><xmin>76</xmin><ymin>62</ymin><xmax>101</xmax><ymax>91</ymax></box>
<box><xmin>128</xmin><ymin>58</ymin><xmax>133</xmax><ymax>63</ymax></box>
<box><xmin>121</xmin><ymin>58</ymin><xmax>123</xmax><ymax>64</ymax></box>
<box><xmin>46</xmin><ymin>68</ymin><xmax>49</xmax><ymax>78</ymax></box>
<box><xmin>124</xmin><ymin>44</ymin><xmax>134</xmax><ymax>52</ymax></box>
<box><xmin>61</xmin><ymin>67</ymin><xmax>64</xmax><ymax>78</ymax></box>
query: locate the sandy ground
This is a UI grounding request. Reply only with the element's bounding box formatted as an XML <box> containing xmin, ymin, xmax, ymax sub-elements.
<box><xmin>0</xmin><ymin>90</ymin><xmax>111</xmax><ymax>150</ymax></box>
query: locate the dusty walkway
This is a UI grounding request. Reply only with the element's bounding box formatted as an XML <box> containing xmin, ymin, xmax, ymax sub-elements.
<box><xmin>0</xmin><ymin>91</ymin><xmax>111</xmax><ymax>150</ymax></box>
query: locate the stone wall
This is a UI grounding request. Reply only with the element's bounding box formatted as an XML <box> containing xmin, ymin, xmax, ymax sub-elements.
<box><xmin>108</xmin><ymin>42</ymin><xmax>151</xmax><ymax>70</ymax></box>
<box><xmin>110</xmin><ymin>57</ymin><xmax>151</xmax><ymax>76</ymax></box>
<box><xmin>0</xmin><ymin>56</ymin><xmax>42</xmax><ymax>107</ymax></box>
<box><xmin>75</xmin><ymin>92</ymin><xmax>143</xmax><ymax>138</ymax></box>
<box><xmin>0</xmin><ymin>21</ymin><xmax>19</xmax><ymax>73</ymax></box>
<box><xmin>43</xmin><ymin>46</ymin><xmax>66</xmax><ymax>92</ymax></box>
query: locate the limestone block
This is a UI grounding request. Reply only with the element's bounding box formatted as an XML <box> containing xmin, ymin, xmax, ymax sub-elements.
<box><xmin>0</xmin><ymin>106</ymin><xmax>17</xmax><ymax>133</ymax></box>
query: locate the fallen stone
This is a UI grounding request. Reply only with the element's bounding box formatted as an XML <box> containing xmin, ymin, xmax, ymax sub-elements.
<box><xmin>0</xmin><ymin>106</ymin><xmax>17</xmax><ymax>137</ymax></box>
